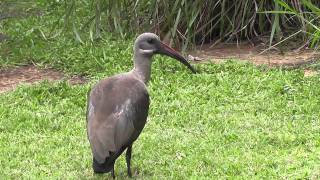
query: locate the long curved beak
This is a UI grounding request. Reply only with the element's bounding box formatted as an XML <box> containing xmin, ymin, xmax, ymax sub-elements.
<box><xmin>158</xmin><ymin>42</ymin><xmax>196</xmax><ymax>74</ymax></box>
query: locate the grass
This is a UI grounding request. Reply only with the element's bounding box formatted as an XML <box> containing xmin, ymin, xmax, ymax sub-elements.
<box><xmin>1</xmin><ymin>1</ymin><xmax>320</xmax><ymax>179</ymax></box>
<box><xmin>1</xmin><ymin>61</ymin><xmax>320</xmax><ymax>179</ymax></box>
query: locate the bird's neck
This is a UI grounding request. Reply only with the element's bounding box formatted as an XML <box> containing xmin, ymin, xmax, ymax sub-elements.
<box><xmin>131</xmin><ymin>54</ymin><xmax>152</xmax><ymax>84</ymax></box>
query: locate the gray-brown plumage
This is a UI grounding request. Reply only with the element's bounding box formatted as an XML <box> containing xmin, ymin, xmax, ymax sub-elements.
<box><xmin>86</xmin><ymin>33</ymin><xmax>195</xmax><ymax>178</ymax></box>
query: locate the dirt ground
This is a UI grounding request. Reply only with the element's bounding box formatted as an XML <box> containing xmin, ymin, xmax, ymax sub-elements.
<box><xmin>189</xmin><ymin>42</ymin><xmax>320</xmax><ymax>67</ymax></box>
<box><xmin>0</xmin><ymin>43</ymin><xmax>319</xmax><ymax>93</ymax></box>
<box><xmin>188</xmin><ymin>42</ymin><xmax>320</xmax><ymax>77</ymax></box>
<box><xmin>0</xmin><ymin>65</ymin><xmax>87</xmax><ymax>93</ymax></box>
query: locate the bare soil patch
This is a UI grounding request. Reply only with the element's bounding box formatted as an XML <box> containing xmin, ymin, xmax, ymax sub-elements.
<box><xmin>188</xmin><ymin>42</ymin><xmax>319</xmax><ymax>77</ymax></box>
<box><xmin>303</xmin><ymin>69</ymin><xmax>319</xmax><ymax>77</ymax></box>
<box><xmin>0</xmin><ymin>65</ymin><xmax>87</xmax><ymax>93</ymax></box>
<box><xmin>189</xmin><ymin>42</ymin><xmax>320</xmax><ymax>67</ymax></box>
<box><xmin>1</xmin><ymin>43</ymin><xmax>319</xmax><ymax>93</ymax></box>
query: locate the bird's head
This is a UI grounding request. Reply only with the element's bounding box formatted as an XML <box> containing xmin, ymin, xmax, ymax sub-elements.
<box><xmin>134</xmin><ymin>33</ymin><xmax>196</xmax><ymax>73</ymax></box>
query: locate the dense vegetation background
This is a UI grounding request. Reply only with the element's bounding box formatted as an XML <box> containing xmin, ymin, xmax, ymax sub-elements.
<box><xmin>63</xmin><ymin>0</ymin><xmax>320</xmax><ymax>50</ymax></box>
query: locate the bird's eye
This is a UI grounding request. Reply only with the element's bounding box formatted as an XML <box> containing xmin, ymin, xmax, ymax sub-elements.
<box><xmin>147</xmin><ymin>39</ymin><xmax>154</xmax><ymax>44</ymax></box>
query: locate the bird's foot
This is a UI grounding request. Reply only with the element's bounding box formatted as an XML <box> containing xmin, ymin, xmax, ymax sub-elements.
<box><xmin>111</xmin><ymin>168</ymin><xmax>115</xmax><ymax>179</ymax></box>
<box><xmin>127</xmin><ymin>170</ymin><xmax>132</xmax><ymax>178</ymax></box>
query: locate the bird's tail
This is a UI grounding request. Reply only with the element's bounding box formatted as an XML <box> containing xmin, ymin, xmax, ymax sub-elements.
<box><xmin>92</xmin><ymin>147</ymin><xmax>127</xmax><ymax>174</ymax></box>
<box><xmin>92</xmin><ymin>157</ymin><xmax>114</xmax><ymax>174</ymax></box>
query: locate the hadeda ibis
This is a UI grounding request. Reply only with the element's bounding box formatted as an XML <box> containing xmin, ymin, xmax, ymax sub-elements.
<box><xmin>86</xmin><ymin>33</ymin><xmax>196</xmax><ymax>178</ymax></box>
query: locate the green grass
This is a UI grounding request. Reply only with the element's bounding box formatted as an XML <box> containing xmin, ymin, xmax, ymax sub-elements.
<box><xmin>1</xmin><ymin>61</ymin><xmax>320</xmax><ymax>179</ymax></box>
<box><xmin>1</xmin><ymin>1</ymin><xmax>320</xmax><ymax>179</ymax></box>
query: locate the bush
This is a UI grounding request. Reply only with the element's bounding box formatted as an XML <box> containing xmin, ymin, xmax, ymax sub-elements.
<box><xmin>64</xmin><ymin>0</ymin><xmax>318</xmax><ymax>50</ymax></box>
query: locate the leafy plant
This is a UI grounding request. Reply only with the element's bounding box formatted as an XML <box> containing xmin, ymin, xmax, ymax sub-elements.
<box><xmin>262</xmin><ymin>0</ymin><xmax>320</xmax><ymax>48</ymax></box>
<box><xmin>67</xmin><ymin>0</ymin><xmax>320</xmax><ymax>49</ymax></box>
<box><xmin>2</xmin><ymin>0</ymin><xmax>319</xmax><ymax>51</ymax></box>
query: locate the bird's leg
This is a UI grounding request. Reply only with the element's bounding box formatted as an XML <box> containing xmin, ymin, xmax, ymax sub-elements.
<box><xmin>126</xmin><ymin>145</ymin><xmax>132</xmax><ymax>177</ymax></box>
<box><xmin>111</xmin><ymin>163</ymin><xmax>115</xmax><ymax>179</ymax></box>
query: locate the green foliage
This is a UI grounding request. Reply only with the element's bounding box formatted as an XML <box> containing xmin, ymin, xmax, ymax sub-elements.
<box><xmin>61</xmin><ymin>0</ymin><xmax>320</xmax><ymax>49</ymax></box>
<box><xmin>266</xmin><ymin>0</ymin><xmax>320</xmax><ymax>48</ymax></box>
<box><xmin>1</xmin><ymin>0</ymin><xmax>319</xmax><ymax>52</ymax></box>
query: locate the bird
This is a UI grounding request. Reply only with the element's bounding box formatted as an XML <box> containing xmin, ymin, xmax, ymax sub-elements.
<box><xmin>86</xmin><ymin>32</ymin><xmax>196</xmax><ymax>178</ymax></box>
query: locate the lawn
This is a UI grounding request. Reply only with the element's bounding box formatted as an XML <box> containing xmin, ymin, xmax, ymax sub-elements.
<box><xmin>1</xmin><ymin>1</ymin><xmax>320</xmax><ymax>179</ymax></box>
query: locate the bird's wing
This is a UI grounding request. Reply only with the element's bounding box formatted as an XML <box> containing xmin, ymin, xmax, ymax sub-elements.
<box><xmin>114</xmin><ymin>86</ymin><xmax>150</xmax><ymax>150</ymax></box>
<box><xmin>87</xmin><ymin>76</ymin><xmax>149</xmax><ymax>164</ymax></box>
